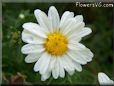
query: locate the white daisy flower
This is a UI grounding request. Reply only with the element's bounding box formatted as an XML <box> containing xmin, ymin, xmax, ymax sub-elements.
<box><xmin>98</xmin><ymin>72</ymin><xmax>114</xmax><ymax>85</ymax></box>
<box><xmin>21</xmin><ymin>6</ymin><xmax>94</xmax><ymax>81</ymax></box>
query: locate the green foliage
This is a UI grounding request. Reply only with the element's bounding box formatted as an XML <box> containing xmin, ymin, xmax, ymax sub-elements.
<box><xmin>2</xmin><ymin>3</ymin><xmax>113</xmax><ymax>85</ymax></box>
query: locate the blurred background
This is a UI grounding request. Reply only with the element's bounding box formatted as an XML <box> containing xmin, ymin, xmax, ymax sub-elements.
<box><xmin>2</xmin><ymin>3</ymin><xmax>113</xmax><ymax>85</ymax></box>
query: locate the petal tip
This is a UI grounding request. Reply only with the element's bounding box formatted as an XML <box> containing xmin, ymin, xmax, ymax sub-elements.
<box><xmin>78</xmin><ymin>68</ymin><xmax>82</xmax><ymax>72</ymax></box>
<box><xmin>22</xmin><ymin>23</ymin><xmax>26</xmax><ymax>29</ymax></box>
<box><xmin>75</xmin><ymin>15</ymin><xmax>84</xmax><ymax>22</ymax></box>
<box><xmin>24</xmin><ymin>57</ymin><xmax>30</xmax><ymax>63</ymax></box>
<box><xmin>21</xmin><ymin>47</ymin><xmax>25</xmax><ymax>54</ymax></box>
<box><xmin>33</xmin><ymin>66</ymin><xmax>38</xmax><ymax>72</ymax></box>
<box><xmin>98</xmin><ymin>72</ymin><xmax>105</xmax><ymax>77</ymax></box>
<box><xmin>34</xmin><ymin>9</ymin><xmax>41</xmax><ymax>15</ymax></box>
<box><xmin>50</xmin><ymin>6</ymin><xmax>56</xmax><ymax>9</ymax></box>
<box><xmin>79</xmin><ymin>15</ymin><xmax>83</xmax><ymax>18</ymax></box>
<box><xmin>22</xmin><ymin>22</ymin><xmax>33</xmax><ymax>29</ymax></box>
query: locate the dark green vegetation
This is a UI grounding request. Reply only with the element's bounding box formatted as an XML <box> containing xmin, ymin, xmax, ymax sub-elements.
<box><xmin>2</xmin><ymin>3</ymin><xmax>113</xmax><ymax>85</ymax></box>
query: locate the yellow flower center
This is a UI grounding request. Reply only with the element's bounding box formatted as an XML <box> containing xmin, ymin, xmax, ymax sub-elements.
<box><xmin>44</xmin><ymin>32</ymin><xmax>68</xmax><ymax>56</ymax></box>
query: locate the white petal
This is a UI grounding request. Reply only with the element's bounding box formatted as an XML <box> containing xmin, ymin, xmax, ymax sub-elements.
<box><xmin>22</xmin><ymin>22</ymin><xmax>47</xmax><ymax>38</ymax></box>
<box><xmin>41</xmin><ymin>72</ymin><xmax>51</xmax><ymax>81</ymax></box>
<box><xmin>22</xmin><ymin>29</ymin><xmax>44</xmax><ymax>44</ymax></box>
<box><xmin>21</xmin><ymin>44</ymin><xmax>44</xmax><ymax>54</ymax></box>
<box><xmin>60</xmin><ymin>18</ymin><xmax>77</xmax><ymax>34</ymax></box>
<box><xmin>66</xmin><ymin>22</ymin><xmax>85</xmax><ymax>37</ymax></box>
<box><xmin>67</xmin><ymin>48</ymin><xmax>93</xmax><ymax>65</ymax></box>
<box><xmin>77</xmin><ymin>27</ymin><xmax>92</xmax><ymax>37</ymax></box>
<box><xmin>52</xmin><ymin>58</ymin><xmax>59</xmax><ymax>79</ymax></box>
<box><xmin>61</xmin><ymin>18</ymin><xmax>76</xmax><ymax>35</ymax></box>
<box><xmin>34</xmin><ymin>52</ymin><xmax>50</xmax><ymax>73</ymax></box>
<box><xmin>59</xmin><ymin>11</ymin><xmax>74</xmax><ymax>30</ymax></box>
<box><xmin>48</xmin><ymin>6</ymin><xmax>60</xmax><ymax>32</ymax></box>
<box><xmin>98</xmin><ymin>72</ymin><xmax>114</xmax><ymax>85</ymax></box>
<box><xmin>65</xmin><ymin>55</ymin><xmax>82</xmax><ymax>72</ymax></box>
<box><xmin>58</xmin><ymin>58</ymin><xmax>65</xmax><ymax>78</ymax></box>
<box><xmin>75</xmin><ymin>15</ymin><xmax>83</xmax><ymax>22</ymax></box>
<box><xmin>67</xmin><ymin>50</ymin><xmax>87</xmax><ymax>65</ymax></box>
<box><xmin>69</xmin><ymin>36</ymin><xmax>82</xmax><ymax>43</ymax></box>
<box><xmin>68</xmin><ymin>42</ymin><xmax>86</xmax><ymax>50</ymax></box>
<box><xmin>25</xmin><ymin>53</ymin><xmax>42</xmax><ymax>63</ymax></box>
<box><xmin>34</xmin><ymin>55</ymin><xmax>43</xmax><ymax>72</ymax></box>
<box><xmin>61</xmin><ymin>55</ymin><xmax>75</xmax><ymax>75</ymax></box>
<box><xmin>69</xmin><ymin>27</ymin><xmax>92</xmax><ymax>39</ymax></box>
<box><xmin>39</xmin><ymin>54</ymin><xmax>51</xmax><ymax>75</ymax></box>
<box><xmin>62</xmin><ymin>19</ymin><xmax>85</xmax><ymax>37</ymax></box>
<box><xmin>72</xmin><ymin>61</ymin><xmax>82</xmax><ymax>72</ymax></box>
<box><xmin>49</xmin><ymin>56</ymin><xmax>56</xmax><ymax>72</ymax></box>
<box><xmin>34</xmin><ymin>9</ymin><xmax>51</xmax><ymax>32</ymax></box>
<box><xmin>38</xmin><ymin>53</ymin><xmax>51</xmax><ymax>74</ymax></box>
<box><xmin>76</xmin><ymin>48</ymin><xmax>93</xmax><ymax>62</ymax></box>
